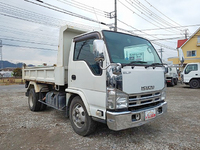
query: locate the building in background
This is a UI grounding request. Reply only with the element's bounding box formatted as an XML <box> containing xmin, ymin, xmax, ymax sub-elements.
<box><xmin>168</xmin><ymin>27</ymin><xmax>200</xmax><ymax>67</ymax></box>
<box><xmin>180</xmin><ymin>27</ymin><xmax>200</xmax><ymax>64</ymax></box>
<box><xmin>0</xmin><ymin>70</ymin><xmax>13</xmax><ymax>78</ymax></box>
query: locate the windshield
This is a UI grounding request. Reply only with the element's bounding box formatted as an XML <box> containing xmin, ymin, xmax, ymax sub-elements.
<box><xmin>102</xmin><ymin>31</ymin><xmax>162</xmax><ymax>65</ymax></box>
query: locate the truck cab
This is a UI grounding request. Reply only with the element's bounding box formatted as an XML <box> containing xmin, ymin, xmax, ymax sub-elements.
<box><xmin>181</xmin><ymin>63</ymin><xmax>200</xmax><ymax>88</ymax></box>
<box><xmin>165</xmin><ymin>66</ymin><xmax>178</xmax><ymax>86</ymax></box>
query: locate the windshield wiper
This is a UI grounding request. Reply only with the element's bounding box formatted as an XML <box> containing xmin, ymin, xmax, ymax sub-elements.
<box><xmin>130</xmin><ymin>61</ymin><xmax>148</xmax><ymax>64</ymax></box>
<box><xmin>145</xmin><ymin>63</ymin><xmax>163</xmax><ymax>69</ymax></box>
<box><xmin>122</xmin><ymin>61</ymin><xmax>147</xmax><ymax>67</ymax></box>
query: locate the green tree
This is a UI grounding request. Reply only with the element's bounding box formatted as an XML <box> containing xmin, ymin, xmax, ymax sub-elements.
<box><xmin>13</xmin><ymin>68</ymin><xmax>22</xmax><ymax>77</ymax></box>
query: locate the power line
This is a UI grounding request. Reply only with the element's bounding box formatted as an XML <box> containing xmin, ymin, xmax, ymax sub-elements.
<box><xmin>24</xmin><ymin>0</ymin><xmax>108</xmax><ymax>26</ymax></box>
<box><xmin>3</xmin><ymin>44</ymin><xmax>57</xmax><ymax>51</ymax></box>
<box><xmin>0</xmin><ymin>1</ymin><xmax>67</xmax><ymax>24</ymax></box>
<box><xmin>0</xmin><ymin>2</ymin><xmax>101</xmax><ymax>30</ymax></box>
<box><xmin>118</xmin><ymin>19</ymin><xmax>160</xmax><ymax>39</ymax></box>
<box><xmin>0</xmin><ymin>24</ymin><xmax>59</xmax><ymax>38</ymax></box>
<box><xmin>0</xmin><ymin>38</ymin><xmax>58</xmax><ymax>46</ymax></box>
<box><xmin>136</xmin><ymin>24</ymin><xmax>200</xmax><ymax>31</ymax></box>
<box><xmin>0</xmin><ymin>28</ymin><xmax>58</xmax><ymax>41</ymax></box>
<box><xmin>123</xmin><ymin>0</ymin><xmax>180</xmax><ymax>34</ymax></box>
<box><xmin>118</xmin><ymin>0</ymin><xmax>163</xmax><ymax>29</ymax></box>
<box><xmin>117</xmin><ymin>19</ymin><xmax>177</xmax><ymax>50</ymax></box>
<box><xmin>0</xmin><ymin>13</ymin><xmax>59</xmax><ymax>27</ymax></box>
<box><xmin>0</xmin><ymin>27</ymin><xmax>58</xmax><ymax>40</ymax></box>
<box><xmin>152</xmin><ymin>41</ymin><xmax>176</xmax><ymax>51</ymax></box>
<box><xmin>144</xmin><ymin>0</ymin><xmax>181</xmax><ymax>26</ymax></box>
<box><xmin>1</xmin><ymin>1</ymin><xmax>178</xmax><ymax>52</ymax></box>
<box><xmin>57</xmin><ymin>0</ymin><xmax>108</xmax><ymax>17</ymax></box>
<box><xmin>129</xmin><ymin>0</ymin><xmax>181</xmax><ymax>31</ymax></box>
<box><xmin>150</xmin><ymin>36</ymin><xmax>184</xmax><ymax>41</ymax></box>
<box><xmin>0</xmin><ymin>4</ymin><xmax>61</xmax><ymax>27</ymax></box>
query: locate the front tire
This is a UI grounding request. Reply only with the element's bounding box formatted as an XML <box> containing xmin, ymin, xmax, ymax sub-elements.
<box><xmin>189</xmin><ymin>79</ymin><xmax>200</xmax><ymax>89</ymax></box>
<box><xmin>69</xmin><ymin>96</ymin><xmax>96</xmax><ymax>136</ymax></box>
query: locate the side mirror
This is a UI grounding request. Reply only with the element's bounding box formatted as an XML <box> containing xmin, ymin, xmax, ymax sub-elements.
<box><xmin>93</xmin><ymin>39</ymin><xmax>105</xmax><ymax>62</ymax></box>
<box><xmin>164</xmin><ymin>66</ymin><xmax>168</xmax><ymax>74</ymax></box>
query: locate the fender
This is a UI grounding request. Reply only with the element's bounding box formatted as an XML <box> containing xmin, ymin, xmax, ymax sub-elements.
<box><xmin>65</xmin><ymin>88</ymin><xmax>91</xmax><ymax>116</ymax></box>
<box><xmin>189</xmin><ymin>77</ymin><xmax>200</xmax><ymax>83</ymax></box>
<box><xmin>27</xmin><ymin>81</ymin><xmax>48</xmax><ymax>93</ymax></box>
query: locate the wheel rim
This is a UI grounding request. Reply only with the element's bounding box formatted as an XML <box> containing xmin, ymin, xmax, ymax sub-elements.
<box><xmin>29</xmin><ymin>94</ymin><xmax>33</xmax><ymax>108</ymax></box>
<box><xmin>72</xmin><ymin>104</ymin><xmax>86</xmax><ymax>128</ymax></box>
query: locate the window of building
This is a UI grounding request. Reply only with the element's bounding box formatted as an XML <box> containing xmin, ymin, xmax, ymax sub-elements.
<box><xmin>187</xmin><ymin>50</ymin><xmax>196</xmax><ymax>57</ymax></box>
<box><xmin>198</xmin><ymin>36</ymin><xmax>200</xmax><ymax>43</ymax></box>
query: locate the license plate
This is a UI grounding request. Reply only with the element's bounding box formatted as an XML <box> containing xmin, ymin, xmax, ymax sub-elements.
<box><xmin>145</xmin><ymin>109</ymin><xmax>156</xmax><ymax>120</ymax></box>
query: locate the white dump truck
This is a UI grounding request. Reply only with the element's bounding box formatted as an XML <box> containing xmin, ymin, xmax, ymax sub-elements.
<box><xmin>165</xmin><ymin>66</ymin><xmax>178</xmax><ymax>86</ymax></box>
<box><xmin>181</xmin><ymin>62</ymin><xmax>200</xmax><ymax>88</ymax></box>
<box><xmin>23</xmin><ymin>25</ymin><xmax>167</xmax><ymax>136</ymax></box>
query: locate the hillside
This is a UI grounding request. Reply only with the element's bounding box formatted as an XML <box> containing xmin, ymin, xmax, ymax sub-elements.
<box><xmin>0</xmin><ymin>61</ymin><xmax>33</xmax><ymax>69</ymax></box>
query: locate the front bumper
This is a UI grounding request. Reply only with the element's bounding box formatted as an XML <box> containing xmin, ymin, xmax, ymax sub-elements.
<box><xmin>106</xmin><ymin>101</ymin><xmax>167</xmax><ymax>131</ymax></box>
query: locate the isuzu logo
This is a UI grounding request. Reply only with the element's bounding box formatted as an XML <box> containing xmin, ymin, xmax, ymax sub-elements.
<box><xmin>141</xmin><ymin>86</ymin><xmax>155</xmax><ymax>91</ymax></box>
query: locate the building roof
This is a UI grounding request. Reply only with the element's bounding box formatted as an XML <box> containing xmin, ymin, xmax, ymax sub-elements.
<box><xmin>177</xmin><ymin>39</ymin><xmax>187</xmax><ymax>48</ymax></box>
<box><xmin>180</xmin><ymin>27</ymin><xmax>200</xmax><ymax>48</ymax></box>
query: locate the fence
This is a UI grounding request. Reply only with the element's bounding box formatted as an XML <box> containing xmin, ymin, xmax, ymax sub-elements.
<box><xmin>0</xmin><ymin>77</ymin><xmax>24</xmax><ymax>85</ymax></box>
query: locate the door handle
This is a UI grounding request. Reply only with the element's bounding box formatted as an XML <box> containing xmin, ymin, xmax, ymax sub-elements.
<box><xmin>71</xmin><ymin>75</ymin><xmax>76</xmax><ymax>80</ymax></box>
<box><xmin>195</xmin><ymin>74</ymin><xmax>198</xmax><ymax>76</ymax></box>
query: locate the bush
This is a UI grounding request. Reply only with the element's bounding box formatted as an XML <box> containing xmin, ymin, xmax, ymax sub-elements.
<box><xmin>13</xmin><ymin>68</ymin><xmax>22</xmax><ymax>77</ymax></box>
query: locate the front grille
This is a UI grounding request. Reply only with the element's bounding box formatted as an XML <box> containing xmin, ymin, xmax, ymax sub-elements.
<box><xmin>128</xmin><ymin>91</ymin><xmax>162</xmax><ymax>110</ymax></box>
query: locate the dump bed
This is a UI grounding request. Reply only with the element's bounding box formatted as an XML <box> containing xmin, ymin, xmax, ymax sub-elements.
<box><xmin>23</xmin><ymin>66</ymin><xmax>55</xmax><ymax>84</ymax></box>
<box><xmin>22</xmin><ymin>25</ymin><xmax>87</xmax><ymax>86</ymax></box>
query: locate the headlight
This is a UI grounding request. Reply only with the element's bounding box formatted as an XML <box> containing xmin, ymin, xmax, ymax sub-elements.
<box><xmin>107</xmin><ymin>88</ymin><xmax>128</xmax><ymax>109</ymax></box>
<box><xmin>161</xmin><ymin>88</ymin><xmax>166</xmax><ymax>100</ymax></box>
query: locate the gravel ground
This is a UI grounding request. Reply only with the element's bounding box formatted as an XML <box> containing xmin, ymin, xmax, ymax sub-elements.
<box><xmin>0</xmin><ymin>84</ymin><xmax>200</xmax><ymax>150</ymax></box>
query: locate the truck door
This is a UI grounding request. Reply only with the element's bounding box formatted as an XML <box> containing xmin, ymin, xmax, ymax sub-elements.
<box><xmin>184</xmin><ymin>64</ymin><xmax>198</xmax><ymax>82</ymax></box>
<box><xmin>68</xmin><ymin>32</ymin><xmax>106</xmax><ymax>119</ymax></box>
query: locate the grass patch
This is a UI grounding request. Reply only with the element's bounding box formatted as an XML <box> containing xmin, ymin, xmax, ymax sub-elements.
<box><xmin>0</xmin><ymin>78</ymin><xmax>24</xmax><ymax>85</ymax></box>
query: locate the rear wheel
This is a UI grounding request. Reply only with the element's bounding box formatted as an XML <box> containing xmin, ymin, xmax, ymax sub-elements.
<box><xmin>189</xmin><ymin>79</ymin><xmax>200</xmax><ymax>89</ymax></box>
<box><xmin>69</xmin><ymin>96</ymin><xmax>96</xmax><ymax>136</ymax></box>
<box><xmin>174</xmin><ymin>78</ymin><xmax>178</xmax><ymax>85</ymax></box>
<box><xmin>170</xmin><ymin>78</ymin><xmax>175</xmax><ymax>86</ymax></box>
<box><xmin>28</xmin><ymin>88</ymin><xmax>41</xmax><ymax>111</ymax></box>
<box><xmin>28</xmin><ymin>88</ymin><xmax>47</xmax><ymax>111</ymax></box>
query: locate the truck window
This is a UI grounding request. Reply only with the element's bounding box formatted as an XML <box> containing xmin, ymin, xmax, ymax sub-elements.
<box><xmin>185</xmin><ymin>64</ymin><xmax>198</xmax><ymax>74</ymax></box>
<box><xmin>74</xmin><ymin>38</ymin><xmax>101</xmax><ymax>75</ymax></box>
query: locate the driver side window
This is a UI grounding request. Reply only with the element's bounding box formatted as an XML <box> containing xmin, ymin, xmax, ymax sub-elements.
<box><xmin>74</xmin><ymin>38</ymin><xmax>101</xmax><ymax>75</ymax></box>
<box><xmin>185</xmin><ymin>64</ymin><xmax>197</xmax><ymax>74</ymax></box>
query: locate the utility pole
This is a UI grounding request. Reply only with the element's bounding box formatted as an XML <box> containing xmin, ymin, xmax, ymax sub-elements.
<box><xmin>159</xmin><ymin>48</ymin><xmax>164</xmax><ymax>60</ymax></box>
<box><xmin>184</xmin><ymin>29</ymin><xmax>188</xmax><ymax>39</ymax></box>
<box><xmin>0</xmin><ymin>40</ymin><xmax>3</xmax><ymax>70</ymax></box>
<box><xmin>114</xmin><ymin>0</ymin><xmax>117</xmax><ymax>31</ymax></box>
<box><xmin>107</xmin><ymin>0</ymin><xmax>117</xmax><ymax>31</ymax></box>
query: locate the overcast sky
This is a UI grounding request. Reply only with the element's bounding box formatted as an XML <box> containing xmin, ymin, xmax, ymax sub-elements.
<box><xmin>1</xmin><ymin>0</ymin><xmax>200</xmax><ymax>65</ymax></box>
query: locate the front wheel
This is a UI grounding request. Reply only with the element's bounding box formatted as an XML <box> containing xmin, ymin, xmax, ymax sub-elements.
<box><xmin>69</xmin><ymin>96</ymin><xmax>97</xmax><ymax>136</ymax></box>
<box><xmin>189</xmin><ymin>79</ymin><xmax>200</xmax><ymax>89</ymax></box>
